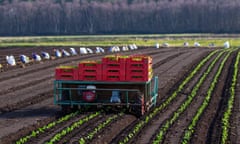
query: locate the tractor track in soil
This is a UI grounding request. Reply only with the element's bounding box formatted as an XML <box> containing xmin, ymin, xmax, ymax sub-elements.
<box><xmin>0</xmin><ymin>48</ymin><xmax>211</xmax><ymax>141</ymax></box>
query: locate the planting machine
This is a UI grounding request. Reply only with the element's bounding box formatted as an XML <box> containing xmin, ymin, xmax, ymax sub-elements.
<box><xmin>54</xmin><ymin>55</ymin><xmax>158</xmax><ymax>116</ymax></box>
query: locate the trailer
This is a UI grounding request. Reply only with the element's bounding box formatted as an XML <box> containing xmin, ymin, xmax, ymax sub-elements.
<box><xmin>53</xmin><ymin>55</ymin><xmax>159</xmax><ymax>116</ymax></box>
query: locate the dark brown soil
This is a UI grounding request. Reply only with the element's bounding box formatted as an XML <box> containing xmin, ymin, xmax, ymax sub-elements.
<box><xmin>0</xmin><ymin>46</ymin><xmax>238</xmax><ymax>144</ymax></box>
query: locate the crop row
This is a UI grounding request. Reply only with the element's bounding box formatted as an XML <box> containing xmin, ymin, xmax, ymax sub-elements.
<box><xmin>221</xmin><ymin>51</ymin><xmax>240</xmax><ymax>144</ymax></box>
<box><xmin>152</xmin><ymin>51</ymin><xmax>224</xmax><ymax>143</ymax></box>
<box><xmin>79</xmin><ymin>113</ymin><xmax>123</xmax><ymax>144</ymax></box>
<box><xmin>118</xmin><ymin>50</ymin><xmax>218</xmax><ymax>144</ymax></box>
<box><xmin>182</xmin><ymin>51</ymin><xmax>231</xmax><ymax>144</ymax></box>
<box><xmin>45</xmin><ymin>112</ymin><xmax>100</xmax><ymax>144</ymax></box>
<box><xmin>16</xmin><ymin>111</ymin><xmax>79</xmax><ymax>144</ymax></box>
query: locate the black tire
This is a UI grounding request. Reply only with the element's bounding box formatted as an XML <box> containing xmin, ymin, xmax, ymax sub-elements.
<box><xmin>131</xmin><ymin>92</ymin><xmax>144</xmax><ymax>117</ymax></box>
<box><xmin>61</xmin><ymin>90</ymin><xmax>71</xmax><ymax>114</ymax></box>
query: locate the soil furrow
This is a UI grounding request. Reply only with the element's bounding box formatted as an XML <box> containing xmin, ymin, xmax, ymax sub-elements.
<box><xmin>103</xmin><ymin>114</ymin><xmax>139</xmax><ymax>144</ymax></box>
<box><xmin>0</xmin><ymin>91</ymin><xmax>52</xmax><ymax>114</ymax></box>
<box><xmin>231</xmin><ymin>52</ymin><xmax>240</xmax><ymax>143</ymax></box>
<box><xmin>0</xmin><ymin>47</ymin><xmax>221</xmax><ymax>144</ymax></box>
<box><xmin>155</xmin><ymin>49</ymin><xmax>211</xmax><ymax>97</ymax></box>
<box><xmin>0</xmin><ymin>98</ymin><xmax>60</xmax><ymax>143</ymax></box>
<box><xmin>65</xmin><ymin>114</ymin><xmax>118</xmax><ymax>144</ymax></box>
<box><xmin>110</xmin><ymin>48</ymin><xmax>212</xmax><ymax>143</ymax></box>
<box><xmin>0</xmin><ymin>79</ymin><xmax>52</xmax><ymax>109</ymax></box>
<box><xmin>90</xmin><ymin>114</ymin><xmax>136</xmax><ymax>144</ymax></box>
<box><xmin>191</xmin><ymin>51</ymin><xmax>235</xmax><ymax>144</ymax></box>
<box><xmin>132</xmin><ymin>51</ymin><xmax>219</xmax><ymax>144</ymax></box>
<box><xmin>38</xmin><ymin>113</ymin><xmax>102</xmax><ymax>144</ymax></box>
<box><xmin>161</xmin><ymin>52</ymin><xmax>227</xmax><ymax>144</ymax></box>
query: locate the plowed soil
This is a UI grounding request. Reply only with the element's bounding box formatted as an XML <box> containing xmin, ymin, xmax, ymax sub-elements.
<box><xmin>0</xmin><ymin>46</ymin><xmax>239</xmax><ymax>144</ymax></box>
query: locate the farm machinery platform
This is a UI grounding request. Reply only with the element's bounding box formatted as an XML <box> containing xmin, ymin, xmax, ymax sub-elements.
<box><xmin>54</xmin><ymin>55</ymin><xmax>158</xmax><ymax>116</ymax></box>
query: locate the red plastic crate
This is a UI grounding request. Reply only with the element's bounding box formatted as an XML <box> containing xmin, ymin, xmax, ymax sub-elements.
<box><xmin>126</xmin><ymin>63</ymin><xmax>152</xmax><ymax>71</ymax></box>
<box><xmin>126</xmin><ymin>55</ymin><xmax>152</xmax><ymax>67</ymax></box>
<box><xmin>102</xmin><ymin>69</ymin><xmax>125</xmax><ymax>81</ymax></box>
<box><xmin>102</xmin><ymin>55</ymin><xmax>128</xmax><ymax>64</ymax></box>
<box><xmin>102</xmin><ymin>75</ymin><xmax>125</xmax><ymax>81</ymax></box>
<box><xmin>126</xmin><ymin>69</ymin><xmax>153</xmax><ymax>81</ymax></box>
<box><xmin>126</xmin><ymin>56</ymin><xmax>152</xmax><ymax>72</ymax></box>
<box><xmin>79</xmin><ymin>61</ymin><xmax>102</xmax><ymax>81</ymax></box>
<box><xmin>127</xmin><ymin>55</ymin><xmax>152</xmax><ymax>64</ymax></box>
<box><xmin>55</xmin><ymin>67</ymin><xmax>78</xmax><ymax>80</ymax></box>
<box><xmin>79</xmin><ymin>61</ymin><xmax>101</xmax><ymax>69</ymax></box>
<box><xmin>102</xmin><ymin>55</ymin><xmax>127</xmax><ymax>81</ymax></box>
<box><xmin>126</xmin><ymin>55</ymin><xmax>153</xmax><ymax>81</ymax></box>
<box><xmin>102</xmin><ymin>59</ymin><xmax>126</xmax><ymax>70</ymax></box>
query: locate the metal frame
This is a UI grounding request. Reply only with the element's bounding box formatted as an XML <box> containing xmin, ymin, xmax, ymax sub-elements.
<box><xmin>54</xmin><ymin>76</ymin><xmax>158</xmax><ymax>108</ymax></box>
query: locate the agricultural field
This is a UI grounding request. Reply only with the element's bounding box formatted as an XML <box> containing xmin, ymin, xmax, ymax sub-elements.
<box><xmin>0</xmin><ymin>35</ymin><xmax>239</xmax><ymax>144</ymax></box>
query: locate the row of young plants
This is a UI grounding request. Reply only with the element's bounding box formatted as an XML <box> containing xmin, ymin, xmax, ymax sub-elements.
<box><xmin>152</xmin><ymin>51</ymin><xmax>225</xmax><ymax>144</ymax></box>
<box><xmin>181</xmin><ymin>51</ymin><xmax>232</xmax><ymax>144</ymax></box>
<box><xmin>118</xmin><ymin>50</ymin><xmax>218</xmax><ymax>144</ymax></box>
<box><xmin>79</xmin><ymin>113</ymin><xmax>123</xmax><ymax>144</ymax></box>
<box><xmin>45</xmin><ymin>111</ymin><xmax>100</xmax><ymax>144</ymax></box>
<box><xmin>221</xmin><ymin>51</ymin><xmax>240</xmax><ymax>144</ymax></box>
<box><xmin>16</xmin><ymin>111</ymin><xmax>79</xmax><ymax>144</ymax></box>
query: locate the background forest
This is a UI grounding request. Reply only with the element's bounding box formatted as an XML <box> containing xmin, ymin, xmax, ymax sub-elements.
<box><xmin>0</xmin><ymin>0</ymin><xmax>240</xmax><ymax>36</ymax></box>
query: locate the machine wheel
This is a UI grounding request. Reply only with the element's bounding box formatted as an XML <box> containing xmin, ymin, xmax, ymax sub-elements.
<box><xmin>131</xmin><ymin>92</ymin><xmax>144</xmax><ymax>117</ymax></box>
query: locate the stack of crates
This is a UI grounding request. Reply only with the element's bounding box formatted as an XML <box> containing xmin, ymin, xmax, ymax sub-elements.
<box><xmin>78</xmin><ymin>61</ymin><xmax>102</xmax><ymax>81</ymax></box>
<box><xmin>55</xmin><ymin>66</ymin><xmax>78</xmax><ymax>80</ymax></box>
<box><xmin>102</xmin><ymin>55</ymin><xmax>128</xmax><ymax>81</ymax></box>
<box><xmin>55</xmin><ymin>55</ymin><xmax>153</xmax><ymax>82</ymax></box>
<box><xmin>126</xmin><ymin>55</ymin><xmax>153</xmax><ymax>81</ymax></box>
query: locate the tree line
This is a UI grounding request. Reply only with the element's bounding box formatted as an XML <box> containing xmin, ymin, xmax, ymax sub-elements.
<box><xmin>0</xmin><ymin>0</ymin><xmax>240</xmax><ymax>36</ymax></box>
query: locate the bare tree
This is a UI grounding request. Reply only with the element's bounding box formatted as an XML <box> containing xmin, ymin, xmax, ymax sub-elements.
<box><xmin>0</xmin><ymin>0</ymin><xmax>240</xmax><ymax>35</ymax></box>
